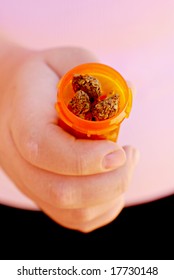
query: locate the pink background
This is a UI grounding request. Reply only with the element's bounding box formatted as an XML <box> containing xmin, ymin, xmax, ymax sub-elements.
<box><xmin>0</xmin><ymin>0</ymin><xmax>174</xmax><ymax>210</ymax></box>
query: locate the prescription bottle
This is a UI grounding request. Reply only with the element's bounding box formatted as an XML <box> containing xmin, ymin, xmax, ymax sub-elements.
<box><xmin>56</xmin><ymin>63</ymin><xmax>132</xmax><ymax>142</ymax></box>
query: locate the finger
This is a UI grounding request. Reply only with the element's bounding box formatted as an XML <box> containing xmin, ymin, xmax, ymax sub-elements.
<box><xmin>9</xmin><ymin>126</ymin><xmax>139</xmax><ymax>209</ymax></box>
<box><xmin>76</xmin><ymin>195</ymin><xmax>124</xmax><ymax>233</ymax></box>
<box><xmin>41</xmin><ymin>46</ymin><xmax>100</xmax><ymax>76</ymax></box>
<box><xmin>38</xmin><ymin>195</ymin><xmax>123</xmax><ymax>225</ymax></box>
<box><xmin>11</xmin><ymin>116</ymin><xmax>126</xmax><ymax>176</ymax></box>
<box><xmin>10</xmin><ymin>59</ymin><xmax>126</xmax><ymax>176</ymax></box>
<box><xmin>27</xmin><ymin>124</ymin><xmax>126</xmax><ymax>175</ymax></box>
<box><xmin>126</xmin><ymin>80</ymin><xmax>137</xmax><ymax>96</ymax></box>
<box><xmin>38</xmin><ymin>195</ymin><xmax>124</xmax><ymax>232</ymax></box>
<box><xmin>5</xmin><ymin>128</ymin><xmax>139</xmax><ymax>210</ymax></box>
<box><xmin>122</xmin><ymin>145</ymin><xmax>140</xmax><ymax>172</ymax></box>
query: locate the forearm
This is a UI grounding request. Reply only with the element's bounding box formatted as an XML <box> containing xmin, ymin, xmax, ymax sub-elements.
<box><xmin>0</xmin><ymin>37</ymin><xmax>34</xmax><ymax>167</ymax></box>
<box><xmin>0</xmin><ymin>37</ymin><xmax>35</xmax><ymax>96</ymax></box>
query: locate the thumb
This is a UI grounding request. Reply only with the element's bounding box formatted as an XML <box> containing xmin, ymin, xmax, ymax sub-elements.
<box><xmin>118</xmin><ymin>145</ymin><xmax>140</xmax><ymax>191</ymax></box>
<box><xmin>123</xmin><ymin>145</ymin><xmax>140</xmax><ymax>168</ymax></box>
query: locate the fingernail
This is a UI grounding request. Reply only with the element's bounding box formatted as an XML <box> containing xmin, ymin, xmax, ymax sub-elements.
<box><xmin>103</xmin><ymin>149</ymin><xmax>126</xmax><ymax>170</ymax></box>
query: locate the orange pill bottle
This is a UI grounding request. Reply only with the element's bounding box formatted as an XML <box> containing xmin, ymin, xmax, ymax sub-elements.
<box><xmin>55</xmin><ymin>63</ymin><xmax>132</xmax><ymax>142</ymax></box>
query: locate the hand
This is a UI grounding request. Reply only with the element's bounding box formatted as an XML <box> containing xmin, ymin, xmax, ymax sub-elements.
<box><xmin>0</xmin><ymin>42</ymin><xmax>139</xmax><ymax>232</ymax></box>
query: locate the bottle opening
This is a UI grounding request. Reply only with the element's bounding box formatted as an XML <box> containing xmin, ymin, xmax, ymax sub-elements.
<box><xmin>56</xmin><ymin>63</ymin><xmax>132</xmax><ymax>140</ymax></box>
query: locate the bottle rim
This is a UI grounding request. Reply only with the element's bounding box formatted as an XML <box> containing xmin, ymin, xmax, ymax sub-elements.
<box><xmin>56</xmin><ymin>63</ymin><xmax>132</xmax><ymax>135</ymax></box>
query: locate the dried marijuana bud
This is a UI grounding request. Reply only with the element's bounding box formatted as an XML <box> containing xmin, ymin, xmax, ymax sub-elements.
<box><xmin>92</xmin><ymin>93</ymin><xmax>120</xmax><ymax>121</ymax></box>
<box><xmin>68</xmin><ymin>74</ymin><xmax>120</xmax><ymax>121</ymax></box>
<box><xmin>68</xmin><ymin>90</ymin><xmax>90</xmax><ymax>118</ymax></box>
<box><xmin>72</xmin><ymin>74</ymin><xmax>101</xmax><ymax>100</ymax></box>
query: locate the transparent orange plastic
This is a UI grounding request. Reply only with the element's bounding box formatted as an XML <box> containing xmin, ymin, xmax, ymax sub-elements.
<box><xmin>55</xmin><ymin>63</ymin><xmax>132</xmax><ymax>142</ymax></box>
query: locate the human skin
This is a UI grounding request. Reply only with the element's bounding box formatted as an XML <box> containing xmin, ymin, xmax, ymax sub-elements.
<box><xmin>0</xmin><ymin>38</ymin><xmax>139</xmax><ymax>232</ymax></box>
